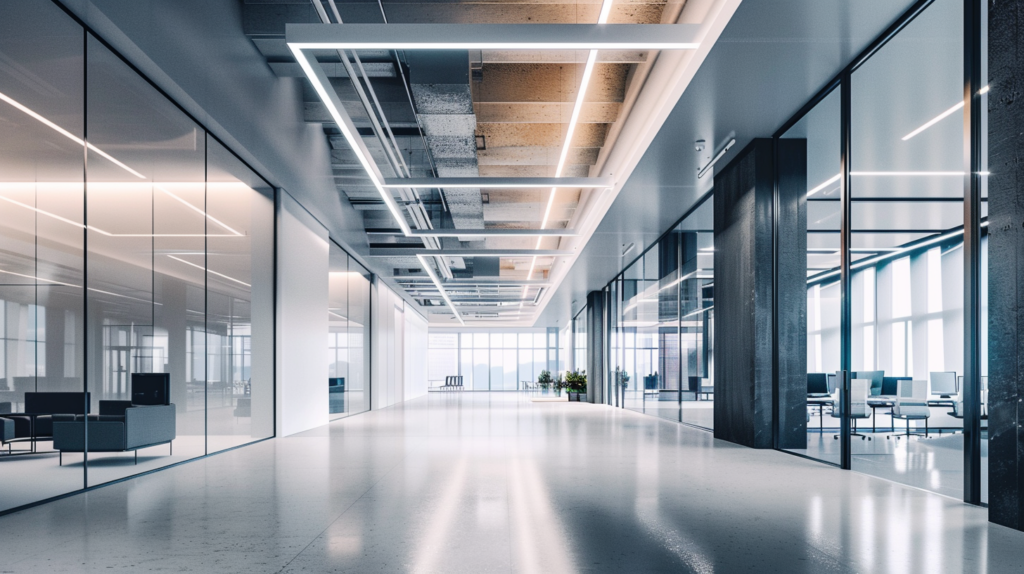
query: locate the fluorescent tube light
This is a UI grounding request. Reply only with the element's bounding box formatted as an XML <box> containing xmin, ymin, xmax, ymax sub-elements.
<box><xmin>901</xmin><ymin>101</ymin><xmax>964</xmax><ymax>141</ymax></box>
<box><xmin>417</xmin><ymin>254</ymin><xmax>465</xmax><ymax>325</ymax></box>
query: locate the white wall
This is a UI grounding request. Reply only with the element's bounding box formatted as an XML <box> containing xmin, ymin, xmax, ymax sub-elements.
<box><xmin>371</xmin><ymin>280</ymin><xmax>429</xmax><ymax>409</ymax></box>
<box><xmin>404</xmin><ymin>309</ymin><xmax>429</xmax><ymax>400</ymax></box>
<box><xmin>276</xmin><ymin>192</ymin><xmax>329</xmax><ymax>436</ymax></box>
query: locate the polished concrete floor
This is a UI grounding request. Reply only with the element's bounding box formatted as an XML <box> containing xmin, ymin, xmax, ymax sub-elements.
<box><xmin>0</xmin><ymin>392</ymin><xmax>1021</xmax><ymax>573</ymax></box>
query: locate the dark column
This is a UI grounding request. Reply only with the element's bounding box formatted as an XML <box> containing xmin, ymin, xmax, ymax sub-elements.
<box><xmin>987</xmin><ymin>0</ymin><xmax>1024</xmax><ymax>531</ymax></box>
<box><xmin>586</xmin><ymin>290</ymin><xmax>606</xmax><ymax>405</ymax></box>
<box><xmin>776</xmin><ymin>139</ymin><xmax>808</xmax><ymax>449</ymax></box>
<box><xmin>713</xmin><ymin>138</ymin><xmax>806</xmax><ymax>448</ymax></box>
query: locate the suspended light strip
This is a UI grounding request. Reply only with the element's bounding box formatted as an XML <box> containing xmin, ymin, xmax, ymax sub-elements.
<box><xmin>416</xmin><ymin>254</ymin><xmax>465</xmax><ymax>325</ymax></box>
<box><xmin>529</xmin><ymin>0</ymin><xmax>615</xmax><ymax>286</ymax></box>
<box><xmin>0</xmin><ymin>91</ymin><xmax>145</xmax><ymax>179</ymax></box>
<box><xmin>288</xmin><ymin>46</ymin><xmax>412</xmax><ymax>236</ymax></box>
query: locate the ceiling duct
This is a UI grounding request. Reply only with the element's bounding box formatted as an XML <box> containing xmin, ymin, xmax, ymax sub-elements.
<box><xmin>405</xmin><ymin>51</ymin><xmax>485</xmax><ymax>241</ymax></box>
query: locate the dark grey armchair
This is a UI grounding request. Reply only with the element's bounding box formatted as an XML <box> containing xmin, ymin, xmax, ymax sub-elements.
<box><xmin>53</xmin><ymin>401</ymin><xmax>176</xmax><ymax>465</ymax></box>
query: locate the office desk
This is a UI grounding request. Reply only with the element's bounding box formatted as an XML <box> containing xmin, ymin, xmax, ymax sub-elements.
<box><xmin>867</xmin><ymin>397</ymin><xmax>896</xmax><ymax>433</ymax></box>
<box><xmin>807</xmin><ymin>396</ymin><xmax>833</xmax><ymax>431</ymax></box>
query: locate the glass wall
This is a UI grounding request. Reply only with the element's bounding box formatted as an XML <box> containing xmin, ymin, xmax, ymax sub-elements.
<box><xmin>782</xmin><ymin>87</ymin><xmax>842</xmax><ymax>466</ymax></box>
<box><xmin>0</xmin><ymin>2</ymin><xmax>274</xmax><ymax>512</ymax></box>
<box><xmin>847</xmin><ymin>0</ymin><xmax>965</xmax><ymax>498</ymax></box>
<box><xmin>427</xmin><ymin>330</ymin><xmax>555</xmax><ymax>391</ymax></box>
<box><xmin>776</xmin><ymin>0</ymin><xmax>982</xmax><ymax>500</ymax></box>
<box><xmin>328</xmin><ymin>241</ymin><xmax>371</xmax><ymax>419</ymax></box>
<box><xmin>612</xmin><ymin>197</ymin><xmax>714</xmax><ymax>429</ymax></box>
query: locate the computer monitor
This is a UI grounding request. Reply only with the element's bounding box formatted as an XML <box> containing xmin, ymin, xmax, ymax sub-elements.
<box><xmin>930</xmin><ymin>371</ymin><xmax>957</xmax><ymax>397</ymax></box>
<box><xmin>132</xmin><ymin>373</ymin><xmax>170</xmax><ymax>405</ymax></box>
<box><xmin>881</xmin><ymin>376</ymin><xmax>910</xmax><ymax>396</ymax></box>
<box><xmin>852</xmin><ymin>370</ymin><xmax>884</xmax><ymax>396</ymax></box>
<box><xmin>826</xmin><ymin>373</ymin><xmax>838</xmax><ymax>394</ymax></box>
<box><xmin>807</xmin><ymin>373</ymin><xmax>829</xmax><ymax>395</ymax></box>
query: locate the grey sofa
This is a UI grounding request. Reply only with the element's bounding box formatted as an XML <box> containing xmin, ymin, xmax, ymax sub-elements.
<box><xmin>53</xmin><ymin>401</ymin><xmax>175</xmax><ymax>464</ymax></box>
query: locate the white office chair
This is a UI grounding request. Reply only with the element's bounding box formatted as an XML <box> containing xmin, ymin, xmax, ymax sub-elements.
<box><xmin>832</xmin><ymin>379</ymin><xmax>873</xmax><ymax>440</ymax></box>
<box><xmin>891</xmin><ymin>379</ymin><xmax>930</xmax><ymax>439</ymax></box>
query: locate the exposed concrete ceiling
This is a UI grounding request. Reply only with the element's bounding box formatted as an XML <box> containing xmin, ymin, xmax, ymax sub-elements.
<box><xmin>243</xmin><ymin>0</ymin><xmax>732</xmax><ymax>326</ymax></box>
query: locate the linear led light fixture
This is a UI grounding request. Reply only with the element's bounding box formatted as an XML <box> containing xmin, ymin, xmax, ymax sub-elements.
<box><xmin>696</xmin><ymin>139</ymin><xmax>735</xmax><ymax>179</ymax></box>
<box><xmin>382</xmin><ymin>177</ymin><xmax>613</xmax><ymax>189</ymax></box>
<box><xmin>368</xmin><ymin>249</ymin><xmax>573</xmax><ymax>257</ymax></box>
<box><xmin>0</xmin><ymin>91</ymin><xmax>145</xmax><ymax>179</ymax></box>
<box><xmin>408</xmin><ymin>229</ymin><xmax>578</xmax><ymax>237</ymax></box>
<box><xmin>286</xmin><ymin>23</ymin><xmax>701</xmax><ymax>51</ymax></box>
<box><xmin>416</xmin><ymin>254</ymin><xmax>465</xmax><ymax>325</ymax></box>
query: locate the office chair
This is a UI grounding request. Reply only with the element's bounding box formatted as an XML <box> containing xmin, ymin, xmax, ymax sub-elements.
<box><xmin>890</xmin><ymin>379</ymin><xmax>930</xmax><ymax>439</ymax></box>
<box><xmin>832</xmin><ymin>379</ymin><xmax>873</xmax><ymax>440</ymax></box>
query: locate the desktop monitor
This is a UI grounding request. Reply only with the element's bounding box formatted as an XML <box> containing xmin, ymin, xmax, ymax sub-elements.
<box><xmin>807</xmin><ymin>373</ymin><xmax>829</xmax><ymax>395</ymax></box>
<box><xmin>881</xmin><ymin>377</ymin><xmax>910</xmax><ymax>396</ymax></box>
<box><xmin>826</xmin><ymin>373</ymin><xmax>838</xmax><ymax>394</ymax></box>
<box><xmin>930</xmin><ymin>371</ymin><xmax>957</xmax><ymax>397</ymax></box>
<box><xmin>852</xmin><ymin>371</ymin><xmax>884</xmax><ymax>396</ymax></box>
<box><xmin>132</xmin><ymin>373</ymin><xmax>170</xmax><ymax>405</ymax></box>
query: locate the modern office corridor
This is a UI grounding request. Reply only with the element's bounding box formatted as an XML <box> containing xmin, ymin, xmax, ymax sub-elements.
<box><xmin>0</xmin><ymin>393</ymin><xmax>1020</xmax><ymax>573</ymax></box>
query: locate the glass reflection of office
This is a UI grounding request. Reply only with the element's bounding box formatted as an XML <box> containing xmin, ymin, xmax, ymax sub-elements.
<box><xmin>0</xmin><ymin>1</ymin><xmax>275</xmax><ymax>512</ymax></box>
<box><xmin>328</xmin><ymin>241</ymin><xmax>371</xmax><ymax>420</ymax></box>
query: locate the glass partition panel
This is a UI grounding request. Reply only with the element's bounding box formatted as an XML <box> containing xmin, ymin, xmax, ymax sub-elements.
<box><xmin>206</xmin><ymin>137</ymin><xmax>274</xmax><ymax>452</ymax></box>
<box><xmin>679</xmin><ymin>199</ymin><xmax>715</xmax><ymax>429</ymax></box>
<box><xmin>328</xmin><ymin>244</ymin><xmax>349</xmax><ymax>418</ymax></box>
<box><xmin>849</xmin><ymin>0</ymin><xmax>964</xmax><ymax>497</ymax></box>
<box><xmin>347</xmin><ymin>257</ymin><xmax>371</xmax><ymax>415</ymax></box>
<box><xmin>0</xmin><ymin>0</ymin><xmax>86</xmax><ymax>511</ymax></box>
<box><xmin>781</xmin><ymin>86</ymin><xmax>842</xmax><ymax>465</ymax></box>
<box><xmin>85</xmin><ymin>33</ymin><xmax>206</xmax><ymax>485</ymax></box>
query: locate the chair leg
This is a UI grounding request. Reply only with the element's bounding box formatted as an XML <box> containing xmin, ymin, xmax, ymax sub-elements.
<box><xmin>59</xmin><ymin>451</ymin><xmax>62</xmax><ymax>466</ymax></box>
<box><xmin>135</xmin><ymin>450</ymin><xmax>138</xmax><ymax>465</ymax></box>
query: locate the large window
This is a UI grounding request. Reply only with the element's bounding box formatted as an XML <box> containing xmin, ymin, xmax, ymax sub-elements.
<box><xmin>0</xmin><ymin>2</ymin><xmax>274</xmax><ymax>512</ymax></box>
<box><xmin>427</xmin><ymin>331</ymin><xmax>554</xmax><ymax>391</ymax></box>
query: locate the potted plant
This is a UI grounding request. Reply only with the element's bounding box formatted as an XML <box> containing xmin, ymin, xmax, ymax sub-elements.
<box><xmin>537</xmin><ymin>369</ymin><xmax>553</xmax><ymax>394</ymax></box>
<box><xmin>565</xmin><ymin>370</ymin><xmax>588</xmax><ymax>401</ymax></box>
<box><xmin>554</xmin><ymin>372</ymin><xmax>565</xmax><ymax>397</ymax></box>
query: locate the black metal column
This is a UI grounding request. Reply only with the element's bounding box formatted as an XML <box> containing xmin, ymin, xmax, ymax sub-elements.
<box><xmin>962</xmin><ymin>0</ymin><xmax>983</xmax><ymax>507</ymax></box>
<box><xmin>839</xmin><ymin>73</ymin><xmax>853</xmax><ymax>470</ymax></box>
<box><xmin>987</xmin><ymin>0</ymin><xmax>1024</xmax><ymax>530</ymax></box>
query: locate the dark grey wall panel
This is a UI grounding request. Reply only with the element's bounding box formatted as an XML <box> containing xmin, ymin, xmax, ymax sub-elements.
<box><xmin>586</xmin><ymin>290</ymin><xmax>606</xmax><ymax>405</ymax></box>
<box><xmin>987</xmin><ymin>0</ymin><xmax>1024</xmax><ymax>532</ymax></box>
<box><xmin>776</xmin><ymin>139</ymin><xmax>808</xmax><ymax>449</ymax></box>
<box><xmin>713</xmin><ymin>139</ymin><xmax>775</xmax><ymax>448</ymax></box>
